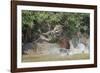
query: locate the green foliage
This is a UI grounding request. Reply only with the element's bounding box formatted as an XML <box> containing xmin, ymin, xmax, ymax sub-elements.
<box><xmin>22</xmin><ymin>10</ymin><xmax>90</xmax><ymax>42</ymax></box>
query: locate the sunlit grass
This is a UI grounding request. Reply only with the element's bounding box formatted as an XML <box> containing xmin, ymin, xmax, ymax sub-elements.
<box><xmin>22</xmin><ymin>53</ymin><xmax>89</xmax><ymax>62</ymax></box>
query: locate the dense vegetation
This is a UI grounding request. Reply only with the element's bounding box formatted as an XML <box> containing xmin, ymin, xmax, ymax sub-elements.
<box><xmin>22</xmin><ymin>10</ymin><xmax>90</xmax><ymax>43</ymax></box>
